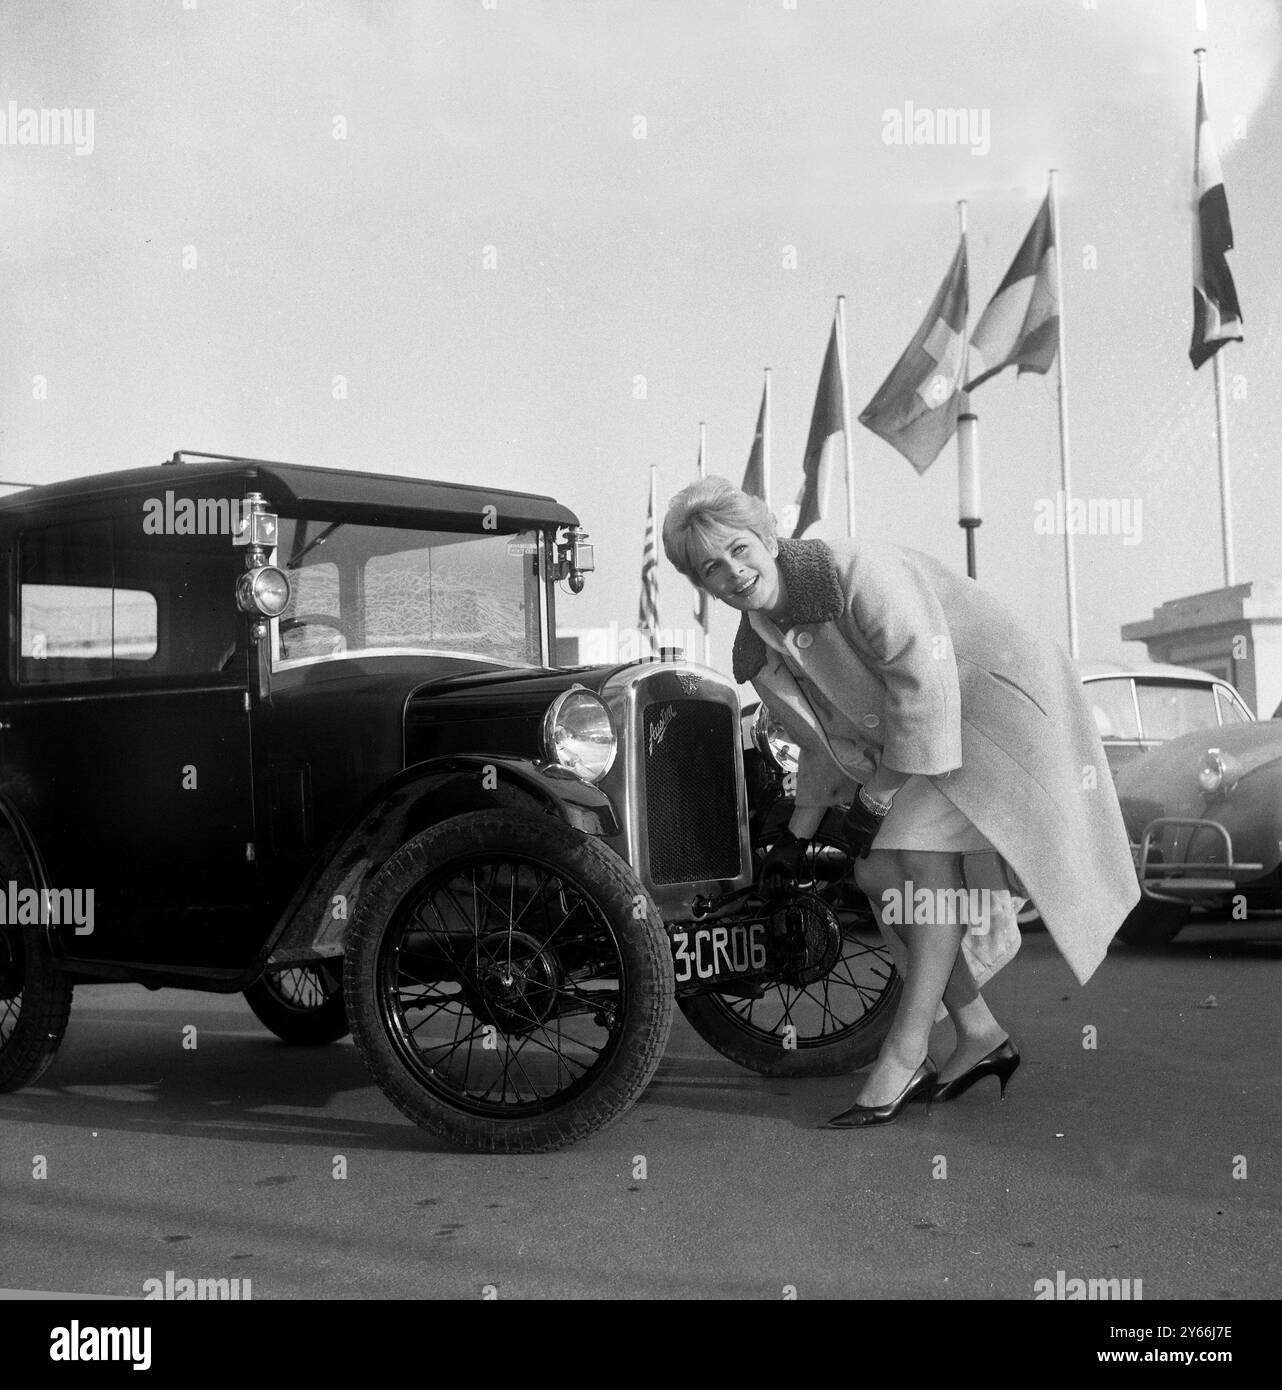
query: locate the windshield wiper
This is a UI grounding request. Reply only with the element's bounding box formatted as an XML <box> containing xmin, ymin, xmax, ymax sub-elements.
<box><xmin>287</xmin><ymin>520</ymin><xmax>343</xmax><ymax>568</ymax></box>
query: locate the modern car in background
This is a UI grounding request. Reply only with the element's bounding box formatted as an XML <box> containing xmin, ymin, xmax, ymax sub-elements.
<box><xmin>1078</xmin><ymin>660</ymin><xmax>1255</xmax><ymax>776</ymax></box>
<box><xmin>1101</xmin><ymin>671</ymin><xmax>1282</xmax><ymax>946</ymax></box>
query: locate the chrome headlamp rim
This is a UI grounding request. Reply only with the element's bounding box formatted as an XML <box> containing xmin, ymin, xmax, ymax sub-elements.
<box><xmin>1198</xmin><ymin>747</ymin><xmax>1239</xmax><ymax>795</ymax></box>
<box><xmin>236</xmin><ymin>565</ymin><xmax>292</xmax><ymax>618</ymax></box>
<box><xmin>752</xmin><ymin>701</ymin><xmax>800</xmax><ymax>775</ymax></box>
<box><xmin>541</xmin><ymin>685</ymin><xmax>617</xmax><ymax>783</ymax></box>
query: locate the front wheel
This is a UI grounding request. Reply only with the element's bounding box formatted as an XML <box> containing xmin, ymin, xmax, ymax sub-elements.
<box><xmin>679</xmin><ymin>918</ymin><xmax>901</xmax><ymax>1076</ymax></box>
<box><xmin>344</xmin><ymin>810</ymin><xmax>674</xmax><ymax>1153</ymax></box>
<box><xmin>244</xmin><ymin>964</ymin><xmax>349</xmax><ymax>1045</ymax></box>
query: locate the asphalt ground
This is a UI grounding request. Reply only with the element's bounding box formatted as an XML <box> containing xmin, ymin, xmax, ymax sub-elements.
<box><xmin>1</xmin><ymin>911</ymin><xmax>1278</xmax><ymax>1302</ymax></box>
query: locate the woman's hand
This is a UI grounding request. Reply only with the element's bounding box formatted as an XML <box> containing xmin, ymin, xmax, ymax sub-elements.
<box><xmin>758</xmin><ymin>829</ymin><xmax>811</xmax><ymax>900</ymax></box>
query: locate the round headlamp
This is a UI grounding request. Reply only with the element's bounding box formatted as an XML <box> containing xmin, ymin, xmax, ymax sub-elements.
<box><xmin>236</xmin><ymin>565</ymin><xmax>292</xmax><ymax>618</ymax></box>
<box><xmin>542</xmin><ymin>687</ymin><xmax>616</xmax><ymax>783</ymax></box>
<box><xmin>753</xmin><ymin>702</ymin><xmax>800</xmax><ymax>775</ymax></box>
<box><xmin>1197</xmin><ymin>748</ymin><xmax>1239</xmax><ymax>795</ymax></box>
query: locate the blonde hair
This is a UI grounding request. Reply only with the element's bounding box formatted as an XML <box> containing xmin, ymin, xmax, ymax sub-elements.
<box><xmin>662</xmin><ymin>476</ymin><xmax>777</xmax><ymax>584</ymax></box>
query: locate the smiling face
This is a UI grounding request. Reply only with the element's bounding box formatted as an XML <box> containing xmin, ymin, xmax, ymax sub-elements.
<box><xmin>692</xmin><ymin>525</ymin><xmax>787</xmax><ymax>615</ymax></box>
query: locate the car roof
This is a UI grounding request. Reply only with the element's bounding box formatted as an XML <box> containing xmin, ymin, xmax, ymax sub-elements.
<box><xmin>0</xmin><ymin>452</ymin><xmax>579</xmax><ymax>531</ymax></box>
<box><xmin>1076</xmin><ymin>658</ymin><xmax>1229</xmax><ymax>685</ymax></box>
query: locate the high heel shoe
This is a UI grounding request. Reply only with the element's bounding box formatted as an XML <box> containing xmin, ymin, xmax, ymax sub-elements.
<box><xmin>823</xmin><ymin>1059</ymin><xmax>937</xmax><ymax>1128</ymax></box>
<box><xmin>931</xmin><ymin>1039</ymin><xmax>1020</xmax><ymax>1102</ymax></box>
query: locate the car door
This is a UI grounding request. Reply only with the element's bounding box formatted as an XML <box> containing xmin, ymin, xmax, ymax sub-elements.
<box><xmin>1</xmin><ymin>503</ymin><xmax>259</xmax><ymax>972</ymax></box>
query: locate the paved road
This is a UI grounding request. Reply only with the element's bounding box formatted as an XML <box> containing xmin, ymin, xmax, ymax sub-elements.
<box><xmin>2</xmin><ymin>914</ymin><xmax>1279</xmax><ymax>1300</ymax></box>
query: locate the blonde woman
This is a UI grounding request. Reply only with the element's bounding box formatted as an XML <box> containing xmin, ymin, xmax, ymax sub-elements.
<box><xmin>662</xmin><ymin>477</ymin><xmax>1138</xmax><ymax>1128</ymax></box>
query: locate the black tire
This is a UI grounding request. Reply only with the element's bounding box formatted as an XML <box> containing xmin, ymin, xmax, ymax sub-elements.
<box><xmin>1116</xmin><ymin>898</ymin><xmax>1189</xmax><ymax>946</ymax></box>
<box><xmin>679</xmin><ymin>835</ymin><xmax>902</xmax><ymax>1077</ymax></box>
<box><xmin>678</xmin><ymin>911</ymin><xmax>901</xmax><ymax>1073</ymax></box>
<box><xmin>344</xmin><ymin>809</ymin><xmax>674</xmax><ymax>1153</ymax></box>
<box><xmin>0</xmin><ymin>831</ymin><xmax>73</xmax><ymax>1092</ymax></box>
<box><xmin>244</xmin><ymin>963</ymin><xmax>350</xmax><ymax>1045</ymax></box>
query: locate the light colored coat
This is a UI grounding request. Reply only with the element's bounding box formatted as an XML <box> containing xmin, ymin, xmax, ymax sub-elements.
<box><xmin>732</xmin><ymin>537</ymin><xmax>1139</xmax><ymax>985</ymax></box>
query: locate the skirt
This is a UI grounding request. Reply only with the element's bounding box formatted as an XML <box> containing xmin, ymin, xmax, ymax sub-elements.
<box><xmin>864</xmin><ymin>773</ymin><xmax>1025</xmax><ymax>997</ymax></box>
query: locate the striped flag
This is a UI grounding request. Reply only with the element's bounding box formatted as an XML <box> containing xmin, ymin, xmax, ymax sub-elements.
<box><xmin>965</xmin><ymin>194</ymin><xmax>1058</xmax><ymax>390</ymax></box>
<box><xmin>1189</xmin><ymin>62</ymin><xmax>1243</xmax><ymax>369</ymax></box>
<box><xmin>792</xmin><ymin>320</ymin><xmax>845</xmax><ymax>538</ymax></box>
<box><xmin>859</xmin><ymin>237</ymin><xmax>968</xmax><ymax>473</ymax></box>
<box><xmin>638</xmin><ymin>466</ymin><xmax>659</xmax><ymax>654</ymax></box>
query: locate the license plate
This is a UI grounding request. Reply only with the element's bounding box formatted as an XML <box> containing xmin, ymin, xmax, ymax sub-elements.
<box><xmin>669</xmin><ymin>921</ymin><xmax>768</xmax><ymax>986</ymax></box>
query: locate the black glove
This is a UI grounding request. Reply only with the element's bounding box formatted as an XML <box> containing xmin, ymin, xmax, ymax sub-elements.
<box><xmin>758</xmin><ymin>829</ymin><xmax>811</xmax><ymax>901</ymax></box>
<box><xmin>839</xmin><ymin>791</ymin><xmax>890</xmax><ymax>860</ymax></box>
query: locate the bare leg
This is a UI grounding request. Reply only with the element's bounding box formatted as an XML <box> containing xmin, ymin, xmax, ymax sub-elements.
<box><xmin>885</xmin><ymin>917</ymin><xmax>1006</xmax><ymax>1081</ymax></box>
<box><xmin>854</xmin><ymin>849</ymin><xmax>965</xmax><ymax>1107</ymax></box>
<box><xmin>935</xmin><ymin>956</ymin><xmax>1008</xmax><ymax>1085</ymax></box>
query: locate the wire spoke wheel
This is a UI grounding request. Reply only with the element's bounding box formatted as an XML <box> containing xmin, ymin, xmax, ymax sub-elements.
<box><xmin>717</xmin><ymin>918</ymin><xmax>897</xmax><ymax>1048</ymax></box>
<box><xmin>379</xmin><ymin>855</ymin><xmax>627</xmax><ymax>1117</ymax></box>
<box><xmin>678</xmin><ymin>837</ymin><xmax>901</xmax><ymax>1076</ymax></box>
<box><xmin>244</xmin><ymin>962</ymin><xmax>349</xmax><ymax>1045</ymax></box>
<box><xmin>345</xmin><ymin>810</ymin><xmax>673</xmax><ymax>1153</ymax></box>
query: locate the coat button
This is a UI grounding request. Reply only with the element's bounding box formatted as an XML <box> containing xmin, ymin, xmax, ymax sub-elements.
<box><xmin>795</xmin><ymin>631</ymin><xmax>813</xmax><ymax>648</ymax></box>
<box><xmin>862</xmin><ymin>714</ymin><xmax>880</xmax><ymax>728</ymax></box>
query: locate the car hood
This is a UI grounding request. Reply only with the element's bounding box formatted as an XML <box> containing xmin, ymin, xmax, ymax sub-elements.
<box><xmin>1115</xmin><ymin>720</ymin><xmax>1282</xmax><ymax>803</ymax></box>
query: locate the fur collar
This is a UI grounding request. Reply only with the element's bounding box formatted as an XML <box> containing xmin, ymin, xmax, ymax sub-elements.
<box><xmin>730</xmin><ymin>537</ymin><xmax>844</xmax><ymax>683</ymax></box>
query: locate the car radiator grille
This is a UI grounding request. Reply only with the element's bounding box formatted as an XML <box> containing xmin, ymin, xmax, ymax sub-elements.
<box><xmin>641</xmin><ymin>698</ymin><xmax>740</xmax><ymax>884</ymax></box>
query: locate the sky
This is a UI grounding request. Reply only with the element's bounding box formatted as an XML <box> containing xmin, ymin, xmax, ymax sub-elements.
<box><xmin>2</xmin><ymin>0</ymin><xmax>1279</xmax><ymax>677</ymax></box>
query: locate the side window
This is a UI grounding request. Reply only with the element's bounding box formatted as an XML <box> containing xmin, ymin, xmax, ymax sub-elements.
<box><xmin>1215</xmin><ymin>686</ymin><xmax>1252</xmax><ymax>725</ymax></box>
<box><xmin>1085</xmin><ymin>679</ymin><xmax>1139</xmax><ymax>742</ymax></box>
<box><xmin>19</xmin><ymin>517</ymin><xmax>241</xmax><ymax>685</ymax></box>
<box><xmin>19</xmin><ymin>521</ymin><xmax>125</xmax><ymax>684</ymax></box>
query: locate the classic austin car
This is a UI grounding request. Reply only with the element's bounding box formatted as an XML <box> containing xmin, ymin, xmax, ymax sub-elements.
<box><xmin>0</xmin><ymin>452</ymin><xmax>895</xmax><ymax>1152</ymax></box>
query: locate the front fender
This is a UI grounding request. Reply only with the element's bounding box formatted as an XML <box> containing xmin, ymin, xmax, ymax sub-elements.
<box><xmin>260</xmin><ymin>755</ymin><xmax>619</xmax><ymax>970</ymax></box>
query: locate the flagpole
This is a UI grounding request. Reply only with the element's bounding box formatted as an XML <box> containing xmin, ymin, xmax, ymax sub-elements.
<box><xmin>762</xmin><ymin>367</ymin><xmax>773</xmax><ymax>514</ymax></box>
<box><xmin>955</xmin><ymin>200</ymin><xmax>980</xmax><ymax>580</ymax></box>
<box><xmin>696</xmin><ymin>423</ymin><xmax>711</xmax><ymax>663</ymax></box>
<box><xmin>1048</xmin><ymin>168</ymin><xmax>1080</xmax><ymax>658</ymax></box>
<box><xmin>1212</xmin><ymin>350</ymin><xmax>1235</xmax><ymax>584</ymax></box>
<box><xmin>835</xmin><ymin>296</ymin><xmax>855</xmax><ymax>538</ymax></box>
<box><xmin>1197</xmin><ymin>49</ymin><xmax>1236</xmax><ymax>586</ymax></box>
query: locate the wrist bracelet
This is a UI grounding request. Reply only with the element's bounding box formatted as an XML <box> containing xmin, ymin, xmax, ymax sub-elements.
<box><xmin>858</xmin><ymin>786</ymin><xmax>894</xmax><ymax>817</ymax></box>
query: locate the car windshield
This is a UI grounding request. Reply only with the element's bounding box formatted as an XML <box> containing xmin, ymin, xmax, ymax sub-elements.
<box><xmin>271</xmin><ymin>519</ymin><xmax>546</xmax><ymax>670</ymax></box>
<box><xmin>1134</xmin><ymin>680</ymin><xmax>1219</xmax><ymax>741</ymax></box>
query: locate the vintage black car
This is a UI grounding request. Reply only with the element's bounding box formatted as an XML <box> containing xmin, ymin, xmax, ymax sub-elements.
<box><xmin>0</xmin><ymin>453</ymin><xmax>896</xmax><ymax>1151</ymax></box>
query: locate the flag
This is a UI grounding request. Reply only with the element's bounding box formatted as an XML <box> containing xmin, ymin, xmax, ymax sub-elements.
<box><xmin>792</xmin><ymin>320</ymin><xmax>845</xmax><ymax>537</ymax></box>
<box><xmin>1189</xmin><ymin>63</ymin><xmax>1243</xmax><ymax>369</ymax></box>
<box><xmin>638</xmin><ymin>468</ymin><xmax>659</xmax><ymax>654</ymax></box>
<box><xmin>859</xmin><ymin>238</ymin><xmax>968</xmax><ymax>473</ymax></box>
<box><xmin>965</xmin><ymin>194</ymin><xmax>1058</xmax><ymax>390</ymax></box>
<box><xmin>741</xmin><ymin>379</ymin><xmax>768</xmax><ymax>501</ymax></box>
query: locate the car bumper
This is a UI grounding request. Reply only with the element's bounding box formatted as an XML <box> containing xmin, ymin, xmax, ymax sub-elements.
<box><xmin>1133</xmin><ymin>816</ymin><xmax>1265</xmax><ymax>904</ymax></box>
